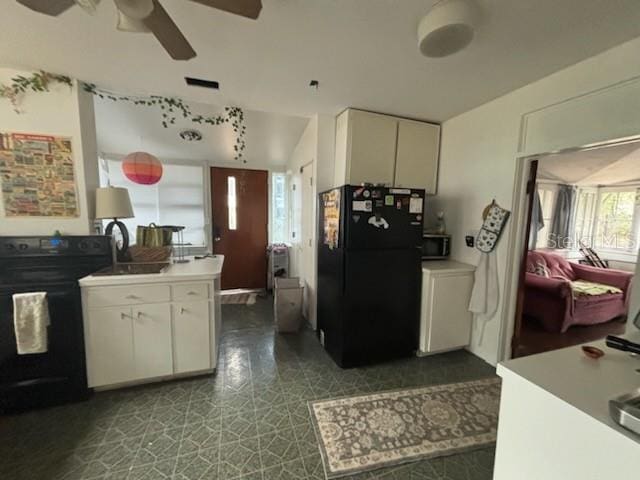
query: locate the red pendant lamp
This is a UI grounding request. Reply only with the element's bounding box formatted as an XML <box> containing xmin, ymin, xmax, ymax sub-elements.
<box><xmin>122</xmin><ymin>151</ymin><xmax>163</xmax><ymax>185</ymax></box>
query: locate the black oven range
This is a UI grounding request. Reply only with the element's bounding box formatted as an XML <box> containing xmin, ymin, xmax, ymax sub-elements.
<box><xmin>0</xmin><ymin>236</ymin><xmax>113</xmax><ymax>413</ymax></box>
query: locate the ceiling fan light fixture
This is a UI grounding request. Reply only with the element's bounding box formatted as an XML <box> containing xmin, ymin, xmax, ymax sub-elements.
<box><xmin>74</xmin><ymin>0</ymin><xmax>101</xmax><ymax>14</ymax></box>
<box><xmin>179</xmin><ymin>129</ymin><xmax>203</xmax><ymax>141</ymax></box>
<box><xmin>116</xmin><ymin>9</ymin><xmax>150</xmax><ymax>32</ymax></box>
<box><xmin>418</xmin><ymin>0</ymin><xmax>479</xmax><ymax>58</ymax></box>
<box><xmin>113</xmin><ymin>0</ymin><xmax>154</xmax><ymax>19</ymax></box>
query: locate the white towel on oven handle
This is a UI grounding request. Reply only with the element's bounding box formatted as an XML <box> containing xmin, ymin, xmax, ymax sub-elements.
<box><xmin>13</xmin><ymin>292</ymin><xmax>51</xmax><ymax>354</ymax></box>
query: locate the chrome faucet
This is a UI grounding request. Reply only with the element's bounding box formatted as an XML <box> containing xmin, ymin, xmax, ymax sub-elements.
<box><xmin>605</xmin><ymin>309</ymin><xmax>640</xmax><ymax>354</ymax></box>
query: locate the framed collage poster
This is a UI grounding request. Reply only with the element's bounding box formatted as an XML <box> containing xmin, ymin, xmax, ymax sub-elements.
<box><xmin>0</xmin><ymin>132</ymin><xmax>79</xmax><ymax>217</ymax></box>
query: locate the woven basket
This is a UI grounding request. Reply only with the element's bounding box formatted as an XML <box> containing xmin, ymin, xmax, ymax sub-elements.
<box><xmin>128</xmin><ymin>246</ymin><xmax>172</xmax><ymax>263</ymax></box>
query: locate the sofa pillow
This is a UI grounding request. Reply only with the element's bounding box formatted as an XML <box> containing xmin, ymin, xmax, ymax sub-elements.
<box><xmin>544</xmin><ymin>254</ymin><xmax>575</xmax><ymax>280</ymax></box>
<box><xmin>533</xmin><ymin>260</ymin><xmax>550</xmax><ymax>277</ymax></box>
<box><xmin>527</xmin><ymin>254</ymin><xmax>550</xmax><ymax>277</ymax></box>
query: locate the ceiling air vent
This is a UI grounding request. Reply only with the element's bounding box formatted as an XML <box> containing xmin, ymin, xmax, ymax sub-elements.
<box><xmin>184</xmin><ymin>77</ymin><xmax>219</xmax><ymax>90</ymax></box>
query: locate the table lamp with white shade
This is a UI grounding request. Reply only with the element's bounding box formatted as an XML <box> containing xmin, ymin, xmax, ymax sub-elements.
<box><xmin>95</xmin><ymin>186</ymin><xmax>134</xmax><ymax>262</ymax></box>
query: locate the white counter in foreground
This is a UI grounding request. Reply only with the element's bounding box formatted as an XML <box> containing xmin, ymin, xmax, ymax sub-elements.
<box><xmin>79</xmin><ymin>255</ymin><xmax>224</xmax><ymax>287</ymax></box>
<box><xmin>493</xmin><ymin>331</ymin><xmax>640</xmax><ymax>480</ymax></box>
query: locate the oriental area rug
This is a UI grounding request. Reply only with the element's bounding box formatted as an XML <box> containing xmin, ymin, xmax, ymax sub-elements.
<box><xmin>308</xmin><ymin>377</ymin><xmax>501</xmax><ymax>478</ymax></box>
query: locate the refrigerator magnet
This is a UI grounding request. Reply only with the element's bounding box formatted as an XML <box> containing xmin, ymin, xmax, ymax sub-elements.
<box><xmin>353</xmin><ymin>200</ymin><xmax>372</xmax><ymax>212</ymax></box>
<box><xmin>409</xmin><ymin>198</ymin><xmax>423</xmax><ymax>214</ymax></box>
<box><xmin>385</xmin><ymin>195</ymin><xmax>394</xmax><ymax>206</ymax></box>
<box><xmin>368</xmin><ymin>215</ymin><xmax>389</xmax><ymax>229</ymax></box>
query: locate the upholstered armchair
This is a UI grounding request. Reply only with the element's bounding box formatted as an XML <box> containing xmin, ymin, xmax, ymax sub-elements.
<box><xmin>524</xmin><ymin>250</ymin><xmax>633</xmax><ymax>332</ymax></box>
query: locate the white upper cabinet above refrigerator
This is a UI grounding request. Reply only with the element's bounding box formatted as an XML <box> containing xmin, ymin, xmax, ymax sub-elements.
<box><xmin>394</xmin><ymin>119</ymin><xmax>440</xmax><ymax>193</ymax></box>
<box><xmin>334</xmin><ymin>108</ymin><xmax>440</xmax><ymax>193</ymax></box>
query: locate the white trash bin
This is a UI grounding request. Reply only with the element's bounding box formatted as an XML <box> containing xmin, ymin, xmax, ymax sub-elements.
<box><xmin>274</xmin><ymin>277</ymin><xmax>303</xmax><ymax>333</ymax></box>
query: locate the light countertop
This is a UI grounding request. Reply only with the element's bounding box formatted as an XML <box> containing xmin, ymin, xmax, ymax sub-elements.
<box><xmin>79</xmin><ymin>255</ymin><xmax>224</xmax><ymax>287</ymax></box>
<box><xmin>498</xmin><ymin>329</ymin><xmax>640</xmax><ymax>446</ymax></box>
<box><xmin>422</xmin><ymin>260</ymin><xmax>475</xmax><ymax>273</ymax></box>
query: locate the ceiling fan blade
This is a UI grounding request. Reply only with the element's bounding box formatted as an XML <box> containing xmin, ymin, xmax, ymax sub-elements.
<box><xmin>143</xmin><ymin>0</ymin><xmax>196</xmax><ymax>60</ymax></box>
<box><xmin>16</xmin><ymin>0</ymin><xmax>76</xmax><ymax>16</ymax></box>
<box><xmin>189</xmin><ymin>0</ymin><xmax>262</xmax><ymax>19</ymax></box>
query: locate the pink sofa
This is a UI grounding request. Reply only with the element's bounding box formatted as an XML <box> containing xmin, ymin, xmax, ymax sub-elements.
<box><xmin>524</xmin><ymin>250</ymin><xmax>633</xmax><ymax>332</ymax></box>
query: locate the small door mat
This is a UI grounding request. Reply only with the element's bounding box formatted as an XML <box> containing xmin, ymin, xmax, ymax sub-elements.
<box><xmin>220</xmin><ymin>289</ymin><xmax>259</xmax><ymax>305</ymax></box>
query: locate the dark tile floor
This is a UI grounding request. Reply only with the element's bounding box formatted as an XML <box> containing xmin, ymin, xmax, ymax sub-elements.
<box><xmin>0</xmin><ymin>295</ymin><xmax>497</xmax><ymax>480</ymax></box>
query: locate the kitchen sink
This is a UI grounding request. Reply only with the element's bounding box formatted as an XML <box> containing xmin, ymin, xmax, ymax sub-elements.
<box><xmin>610</xmin><ymin>388</ymin><xmax>640</xmax><ymax>436</ymax></box>
<box><xmin>93</xmin><ymin>263</ymin><xmax>169</xmax><ymax>276</ymax></box>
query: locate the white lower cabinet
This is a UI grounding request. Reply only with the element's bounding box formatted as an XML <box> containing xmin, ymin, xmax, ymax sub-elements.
<box><xmin>419</xmin><ymin>261</ymin><xmax>475</xmax><ymax>355</ymax></box>
<box><xmin>83</xmin><ymin>281</ymin><xmax>216</xmax><ymax>389</ymax></box>
<box><xmin>87</xmin><ymin>306</ymin><xmax>136</xmax><ymax>387</ymax></box>
<box><xmin>132</xmin><ymin>303</ymin><xmax>173</xmax><ymax>380</ymax></box>
<box><xmin>173</xmin><ymin>301</ymin><xmax>211</xmax><ymax>374</ymax></box>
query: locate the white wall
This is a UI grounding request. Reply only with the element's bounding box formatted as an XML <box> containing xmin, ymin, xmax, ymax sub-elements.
<box><xmin>0</xmin><ymin>67</ymin><xmax>98</xmax><ymax>236</ymax></box>
<box><xmin>315</xmin><ymin>115</ymin><xmax>337</xmax><ymax>193</ymax></box>
<box><xmin>434</xmin><ymin>36</ymin><xmax>640</xmax><ymax>365</ymax></box>
<box><xmin>632</xmin><ymin>260</ymin><xmax>640</xmax><ymax>326</ymax></box>
<box><xmin>287</xmin><ymin>114</ymin><xmax>336</xmax><ymax>329</ymax></box>
<box><xmin>288</xmin><ymin>116</ymin><xmax>317</xmax><ymax>285</ymax></box>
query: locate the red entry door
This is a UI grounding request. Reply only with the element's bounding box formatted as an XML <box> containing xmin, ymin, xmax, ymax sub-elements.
<box><xmin>210</xmin><ymin>167</ymin><xmax>268</xmax><ymax>290</ymax></box>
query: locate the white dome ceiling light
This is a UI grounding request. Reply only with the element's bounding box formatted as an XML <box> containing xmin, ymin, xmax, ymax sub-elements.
<box><xmin>418</xmin><ymin>0</ymin><xmax>479</xmax><ymax>58</ymax></box>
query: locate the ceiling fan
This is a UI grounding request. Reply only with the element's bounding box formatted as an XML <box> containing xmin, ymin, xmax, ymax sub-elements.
<box><xmin>16</xmin><ymin>0</ymin><xmax>263</xmax><ymax>60</ymax></box>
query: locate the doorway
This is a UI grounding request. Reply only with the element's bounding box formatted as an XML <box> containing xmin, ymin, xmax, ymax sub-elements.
<box><xmin>210</xmin><ymin>167</ymin><xmax>268</xmax><ymax>290</ymax></box>
<box><xmin>510</xmin><ymin>141</ymin><xmax>640</xmax><ymax>357</ymax></box>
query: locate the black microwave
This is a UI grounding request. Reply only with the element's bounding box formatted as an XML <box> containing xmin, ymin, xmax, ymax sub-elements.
<box><xmin>421</xmin><ymin>234</ymin><xmax>450</xmax><ymax>260</ymax></box>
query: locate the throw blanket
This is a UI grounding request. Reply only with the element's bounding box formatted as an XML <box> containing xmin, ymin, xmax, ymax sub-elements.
<box><xmin>570</xmin><ymin>280</ymin><xmax>623</xmax><ymax>297</ymax></box>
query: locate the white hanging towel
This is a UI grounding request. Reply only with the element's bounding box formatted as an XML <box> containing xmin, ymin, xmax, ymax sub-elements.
<box><xmin>13</xmin><ymin>292</ymin><xmax>51</xmax><ymax>355</ymax></box>
<box><xmin>469</xmin><ymin>252</ymin><xmax>500</xmax><ymax>318</ymax></box>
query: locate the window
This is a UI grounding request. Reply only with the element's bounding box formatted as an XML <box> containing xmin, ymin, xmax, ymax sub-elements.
<box><xmin>594</xmin><ymin>188</ymin><xmax>640</xmax><ymax>252</ymax></box>
<box><xmin>271</xmin><ymin>172</ymin><xmax>288</xmax><ymax>243</ymax></box>
<box><xmin>573</xmin><ymin>188</ymin><xmax>597</xmax><ymax>247</ymax></box>
<box><xmin>102</xmin><ymin>159</ymin><xmax>207</xmax><ymax>247</ymax></box>
<box><xmin>227</xmin><ymin>176</ymin><xmax>237</xmax><ymax>231</ymax></box>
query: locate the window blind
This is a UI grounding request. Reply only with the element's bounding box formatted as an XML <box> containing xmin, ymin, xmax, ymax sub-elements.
<box><xmin>103</xmin><ymin>159</ymin><xmax>207</xmax><ymax>247</ymax></box>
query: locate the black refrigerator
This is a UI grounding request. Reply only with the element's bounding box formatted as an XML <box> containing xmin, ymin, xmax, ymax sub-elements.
<box><xmin>317</xmin><ymin>185</ymin><xmax>425</xmax><ymax>368</ymax></box>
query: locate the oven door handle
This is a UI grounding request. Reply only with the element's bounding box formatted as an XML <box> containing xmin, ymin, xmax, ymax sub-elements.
<box><xmin>8</xmin><ymin>291</ymin><xmax>72</xmax><ymax>299</ymax></box>
<box><xmin>44</xmin><ymin>291</ymin><xmax>73</xmax><ymax>299</ymax></box>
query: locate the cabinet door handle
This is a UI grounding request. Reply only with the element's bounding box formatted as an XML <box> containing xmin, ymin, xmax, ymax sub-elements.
<box><xmin>137</xmin><ymin>311</ymin><xmax>144</xmax><ymax>319</ymax></box>
<box><xmin>121</xmin><ymin>312</ymin><xmax>130</xmax><ymax>320</ymax></box>
<box><xmin>187</xmin><ymin>291</ymin><xmax>197</xmax><ymax>296</ymax></box>
<box><xmin>126</xmin><ymin>295</ymin><xmax>139</xmax><ymax>300</ymax></box>
<box><xmin>180</xmin><ymin>307</ymin><xmax>187</xmax><ymax>314</ymax></box>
